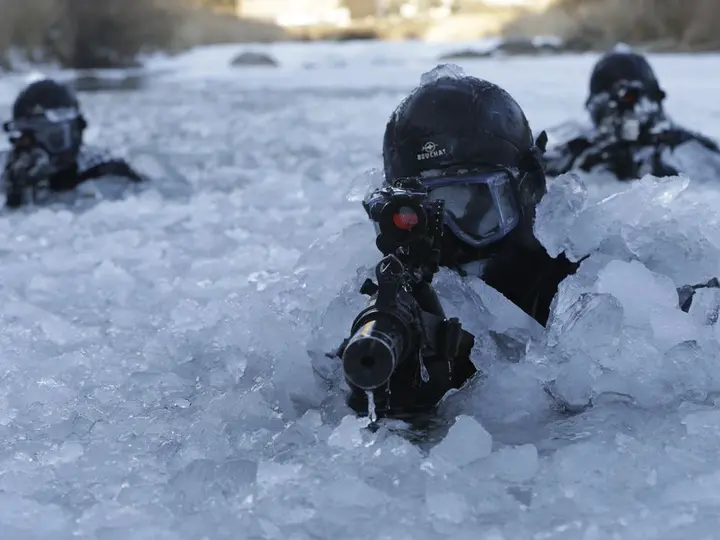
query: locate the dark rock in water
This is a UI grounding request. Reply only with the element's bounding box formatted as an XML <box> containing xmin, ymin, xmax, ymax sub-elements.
<box><xmin>230</xmin><ymin>51</ymin><xmax>279</xmax><ymax>67</ymax></box>
<box><xmin>70</xmin><ymin>72</ymin><xmax>147</xmax><ymax>93</ymax></box>
<box><xmin>498</xmin><ymin>38</ymin><xmax>559</xmax><ymax>55</ymax></box>
<box><xmin>439</xmin><ymin>38</ymin><xmax>562</xmax><ymax>60</ymax></box>
<box><xmin>438</xmin><ymin>48</ymin><xmax>494</xmax><ymax>60</ymax></box>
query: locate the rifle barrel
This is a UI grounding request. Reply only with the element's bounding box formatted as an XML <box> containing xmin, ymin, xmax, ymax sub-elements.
<box><xmin>342</xmin><ymin>316</ymin><xmax>405</xmax><ymax>391</ymax></box>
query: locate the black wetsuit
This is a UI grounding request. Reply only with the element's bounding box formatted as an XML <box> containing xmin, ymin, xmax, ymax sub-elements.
<box><xmin>544</xmin><ymin>120</ymin><xmax>720</xmax><ymax>180</ymax></box>
<box><xmin>2</xmin><ymin>146</ymin><xmax>144</xmax><ymax>208</ymax></box>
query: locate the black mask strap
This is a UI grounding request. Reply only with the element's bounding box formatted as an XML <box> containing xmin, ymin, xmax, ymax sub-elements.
<box><xmin>516</xmin><ymin>130</ymin><xmax>548</xmax><ymax>209</ymax></box>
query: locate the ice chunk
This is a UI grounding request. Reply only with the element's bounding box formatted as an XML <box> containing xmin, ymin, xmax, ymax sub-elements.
<box><xmin>547</xmin><ymin>292</ymin><xmax>623</xmax><ymax>351</ymax></box>
<box><xmin>430</xmin><ymin>269</ymin><xmax>544</xmax><ymax>363</ymax></box>
<box><xmin>91</xmin><ymin>260</ymin><xmax>136</xmax><ymax>305</ymax></box>
<box><xmin>257</xmin><ymin>462</ymin><xmax>304</xmax><ymax>493</ymax></box>
<box><xmin>429</xmin><ymin>415</ymin><xmax>493</xmax><ymax>468</ymax></box>
<box><xmin>39</xmin><ymin>441</ymin><xmax>84</xmax><ymax>466</ymax></box>
<box><xmin>169</xmin><ymin>298</ymin><xmax>222</xmax><ymax>331</ymax></box>
<box><xmin>548</xmin><ymin>360</ymin><xmax>598</xmax><ymax>411</ymax></box>
<box><xmin>425</xmin><ymin>491</ymin><xmax>469</xmax><ymax>523</ymax></box>
<box><xmin>535</xmin><ymin>174</ymin><xmax>691</xmax><ymax>262</ymax></box>
<box><xmin>612</xmin><ymin>42</ymin><xmax>634</xmax><ymax>52</ymax></box>
<box><xmin>126</xmin><ymin>147</ymin><xmax>192</xmax><ymax>194</ymax></box>
<box><xmin>663</xmin><ymin>139</ymin><xmax>720</xmax><ymax>184</ymax></box>
<box><xmin>658</xmin><ymin>340</ymin><xmax>720</xmax><ymax>402</ymax></box>
<box><xmin>0</xmin><ymin>493</ymin><xmax>70</xmax><ymax>535</ymax></box>
<box><xmin>25</xmin><ymin>71</ymin><xmax>48</xmax><ymax>84</ymax></box>
<box><xmin>534</xmin><ymin>172</ymin><xmax>588</xmax><ymax>258</ymax></box>
<box><xmin>98</xmin><ymin>526</ymin><xmax>183</xmax><ymax>540</ymax></box>
<box><xmin>2</xmin><ymin>300</ymin><xmax>100</xmax><ymax>346</ymax></box>
<box><xmin>420</xmin><ymin>63</ymin><xmax>467</xmax><ymax>85</ymax></box>
<box><xmin>314</xmin><ymin>477</ymin><xmax>389</xmax><ymax>509</ymax></box>
<box><xmin>465</xmin><ymin>273</ymin><xmax>543</xmax><ymax>336</ymax></box>
<box><xmin>597</xmin><ymin>259</ymin><xmax>698</xmax><ymax>350</ymax></box>
<box><xmin>346</xmin><ymin>168</ymin><xmax>384</xmax><ymax>202</ymax></box>
<box><xmin>168</xmin><ymin>458</ymin><xmax>257</xmax><ymax>510</ymax></box>
<box><xmin>688</xmin><ymin>286</ymin><xmax>720</xmax><ymax>326</ymax></box>
<box><xmin>268</xmin><ymin>410</ymin><xmax>330</xmax><ymax>457</ymax></box>
<box><xmin>682</xmin><ymin>409</ymin><xmax>720</xmax><ymax>436</ymax></box>
<box><xmin>661</xmin><ymin>470</ymin><xmax>720</xmax><ymax>506</ymax></box>
<box><xmin>622</xmin><ymin>222</ymin><xmax>720</xmax><ymax>287</ymax></box>
<box><xmin>328</xmin><ymin>415</ymin><xmax>371</xmax><ymax>449</ymax></box>
<box><xmin>74</xmin><ymin>499</ymin><xmax>172</xmax><ymax>537</ymax></box>
<box><xmin>294</xmin><ymin>221</ymin><xmax>377</xmax><ymax>307</ymax></box>
<box><xmin>545</xmin><ymin>255</ymin><xmax>720</xmax><ymax>409</ymax></box>
<box><xmin>596</xmin><ymin>260</ymin><xmax>678</xmax><ymax>324</ymax></box>
<box><xmin>478</xmin><ymin>444</ymin><xmax>539</xmax><ymax>483</ymax></box>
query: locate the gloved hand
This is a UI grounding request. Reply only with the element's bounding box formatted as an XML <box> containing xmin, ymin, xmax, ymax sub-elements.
<box><xmin>9</xmin><ymin>146</ymin><xmax>52</xmax><ymax>182</ymax></box>
<box><xmin>5</xmin><ymin>147</ymin><xmax>52</xmax><ymax>208</ymax></box>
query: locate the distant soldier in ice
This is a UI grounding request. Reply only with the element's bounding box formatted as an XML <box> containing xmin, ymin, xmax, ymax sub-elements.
<box><xmin>1</xmin><ymin>78</ymin><xmax>146</xmax><ymax>209</ymax></box>
<box><xmin>334</xmin><ymin>67</ymin><xmax>720</xmax><ymax>419</ymax></box>
<box><xmin>543</xmin><ymin>48</ymin><xmax>720</xmax><ymax>182</ymax></box>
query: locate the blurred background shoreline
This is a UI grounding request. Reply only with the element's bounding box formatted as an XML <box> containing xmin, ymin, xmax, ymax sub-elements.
<box><xmin>1</xmin><ymin>0</ymin><xmax>719</xmax><ymax>72</ymax></box>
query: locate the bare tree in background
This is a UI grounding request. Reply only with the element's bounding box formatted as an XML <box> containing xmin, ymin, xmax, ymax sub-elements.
<box><xmin>45</xmin><ymin>0</ymin><xmax>177</xmax><ymax>69</ymax></box>
<box><xmin>0</xmin><ymin>0</ymin><xmax>286</xmax><ymax>70</ymax></box>
<box><xmin>0</xmin><ymin>0</ymin><xmax>62</xmax><ymax>68</ymax></box>
<box><xmin>553</xmin><ymin>0</ymin><xmax>720</xmax><ymax>49</ymax></box>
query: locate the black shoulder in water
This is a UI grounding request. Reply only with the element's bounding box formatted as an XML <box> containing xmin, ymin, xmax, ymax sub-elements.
<box><xmin>671</xmin><ymin>127</ymin><xmax>720</xmax><ymax>153</ymax></box>
<box><xmin>77</xmin><ymin>148</ymin><xmax>145</xmax><ymax>183</ymax></box>
<box><xmin>481</xmin><ymin>247</ymin><xmax>582</xmax><ymax>326</ymax></box>
<box><xmin>80</xmin><ymin>160</ymin><xmax>145</xmax><ymax>183</ymax></box>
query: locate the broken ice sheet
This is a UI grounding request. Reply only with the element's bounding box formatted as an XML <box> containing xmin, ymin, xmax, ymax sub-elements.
<box><xmin>328</xmin><ymin>415</ymin><xmax>373</xmax><ymax>450</ymax></box>
<box><xmin>346</xmin><ymin>168</ymin><xmax>384</xmax><ymax>202</ymax></box>
<box><xmin>534</xmin><ymin>172</ymin><xmax>588</xmax><ymax>258</ymax></box>
<box><xmin>534</xmin><ymin>174</ymin><xmax>691</xmax><ymax>262</ymax></box>
<box><xmin>428</xmin><ymin>415</ymin><xmax>493</xmax><ymax>470</ymax></box>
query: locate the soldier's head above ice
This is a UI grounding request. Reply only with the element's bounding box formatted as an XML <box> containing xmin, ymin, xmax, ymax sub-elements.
<box><xmin>542</xmin><ymin>47</ymin><xmax>720</xmax><ymax>180</ymax></box>
<box><xmin>336</xmin><ymin>66</ymin><xmax>573</xmax><ymax>420</ymax></box>
<box><xmin>381</xmin><ymin>64</ymin><xmax>549</xmax><ymax>267</ymax></box>
<box><xmin>1</xmin><ymin>78</ymin><xmax>145</xmax><ymax>209</ymax></box>
<box><xmin>585</xmin><ymin>48</ymin><xmax>666</xmax><ymax>129</ymax></box>
<box><xmin>4</xmin><ymin>78</ymin><xmax>87</xmax><ymax>174</ymax></box>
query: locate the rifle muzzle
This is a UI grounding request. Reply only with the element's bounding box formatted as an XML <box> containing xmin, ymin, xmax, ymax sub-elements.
<box><xmin>342</xmin><ymin>316</ymin><xmax>408</xmax><ymax>391</ymax></box>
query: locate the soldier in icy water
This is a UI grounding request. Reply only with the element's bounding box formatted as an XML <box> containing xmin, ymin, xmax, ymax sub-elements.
<box><xmin>543</xmin><ymin>48</ymin><xmax>720</xmax><ymax>181</ymax></box>
<box><xmin>333</xmin><ymin>68</ymin><xmax>720</xmax><ymax>420</ymax></box>
<box><xmin>1</xmin><ymin>78</ymin><xmax>145</xmax><ymax>209</ymax></box>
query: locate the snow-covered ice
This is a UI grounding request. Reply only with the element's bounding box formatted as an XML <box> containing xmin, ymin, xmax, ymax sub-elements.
<box><xmin>0</xmin><ymin>41</ymin><xmax>720</xmax><ymax>538</ymax></box>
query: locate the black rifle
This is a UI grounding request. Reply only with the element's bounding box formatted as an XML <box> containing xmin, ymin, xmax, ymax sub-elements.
<box><xmin>576</xmin><ymin>80</ymin><xmax>688</xmax><ymax>179</ymax></box>
<box><xmin>3</xmin><ymin>147</ymin><xmax>53</xmax><ymax>208</ymax></box>
<box><xmin>333</xmin><ymin>178</ymin><xmax>475</xmax><ymax>416</ymax></box>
